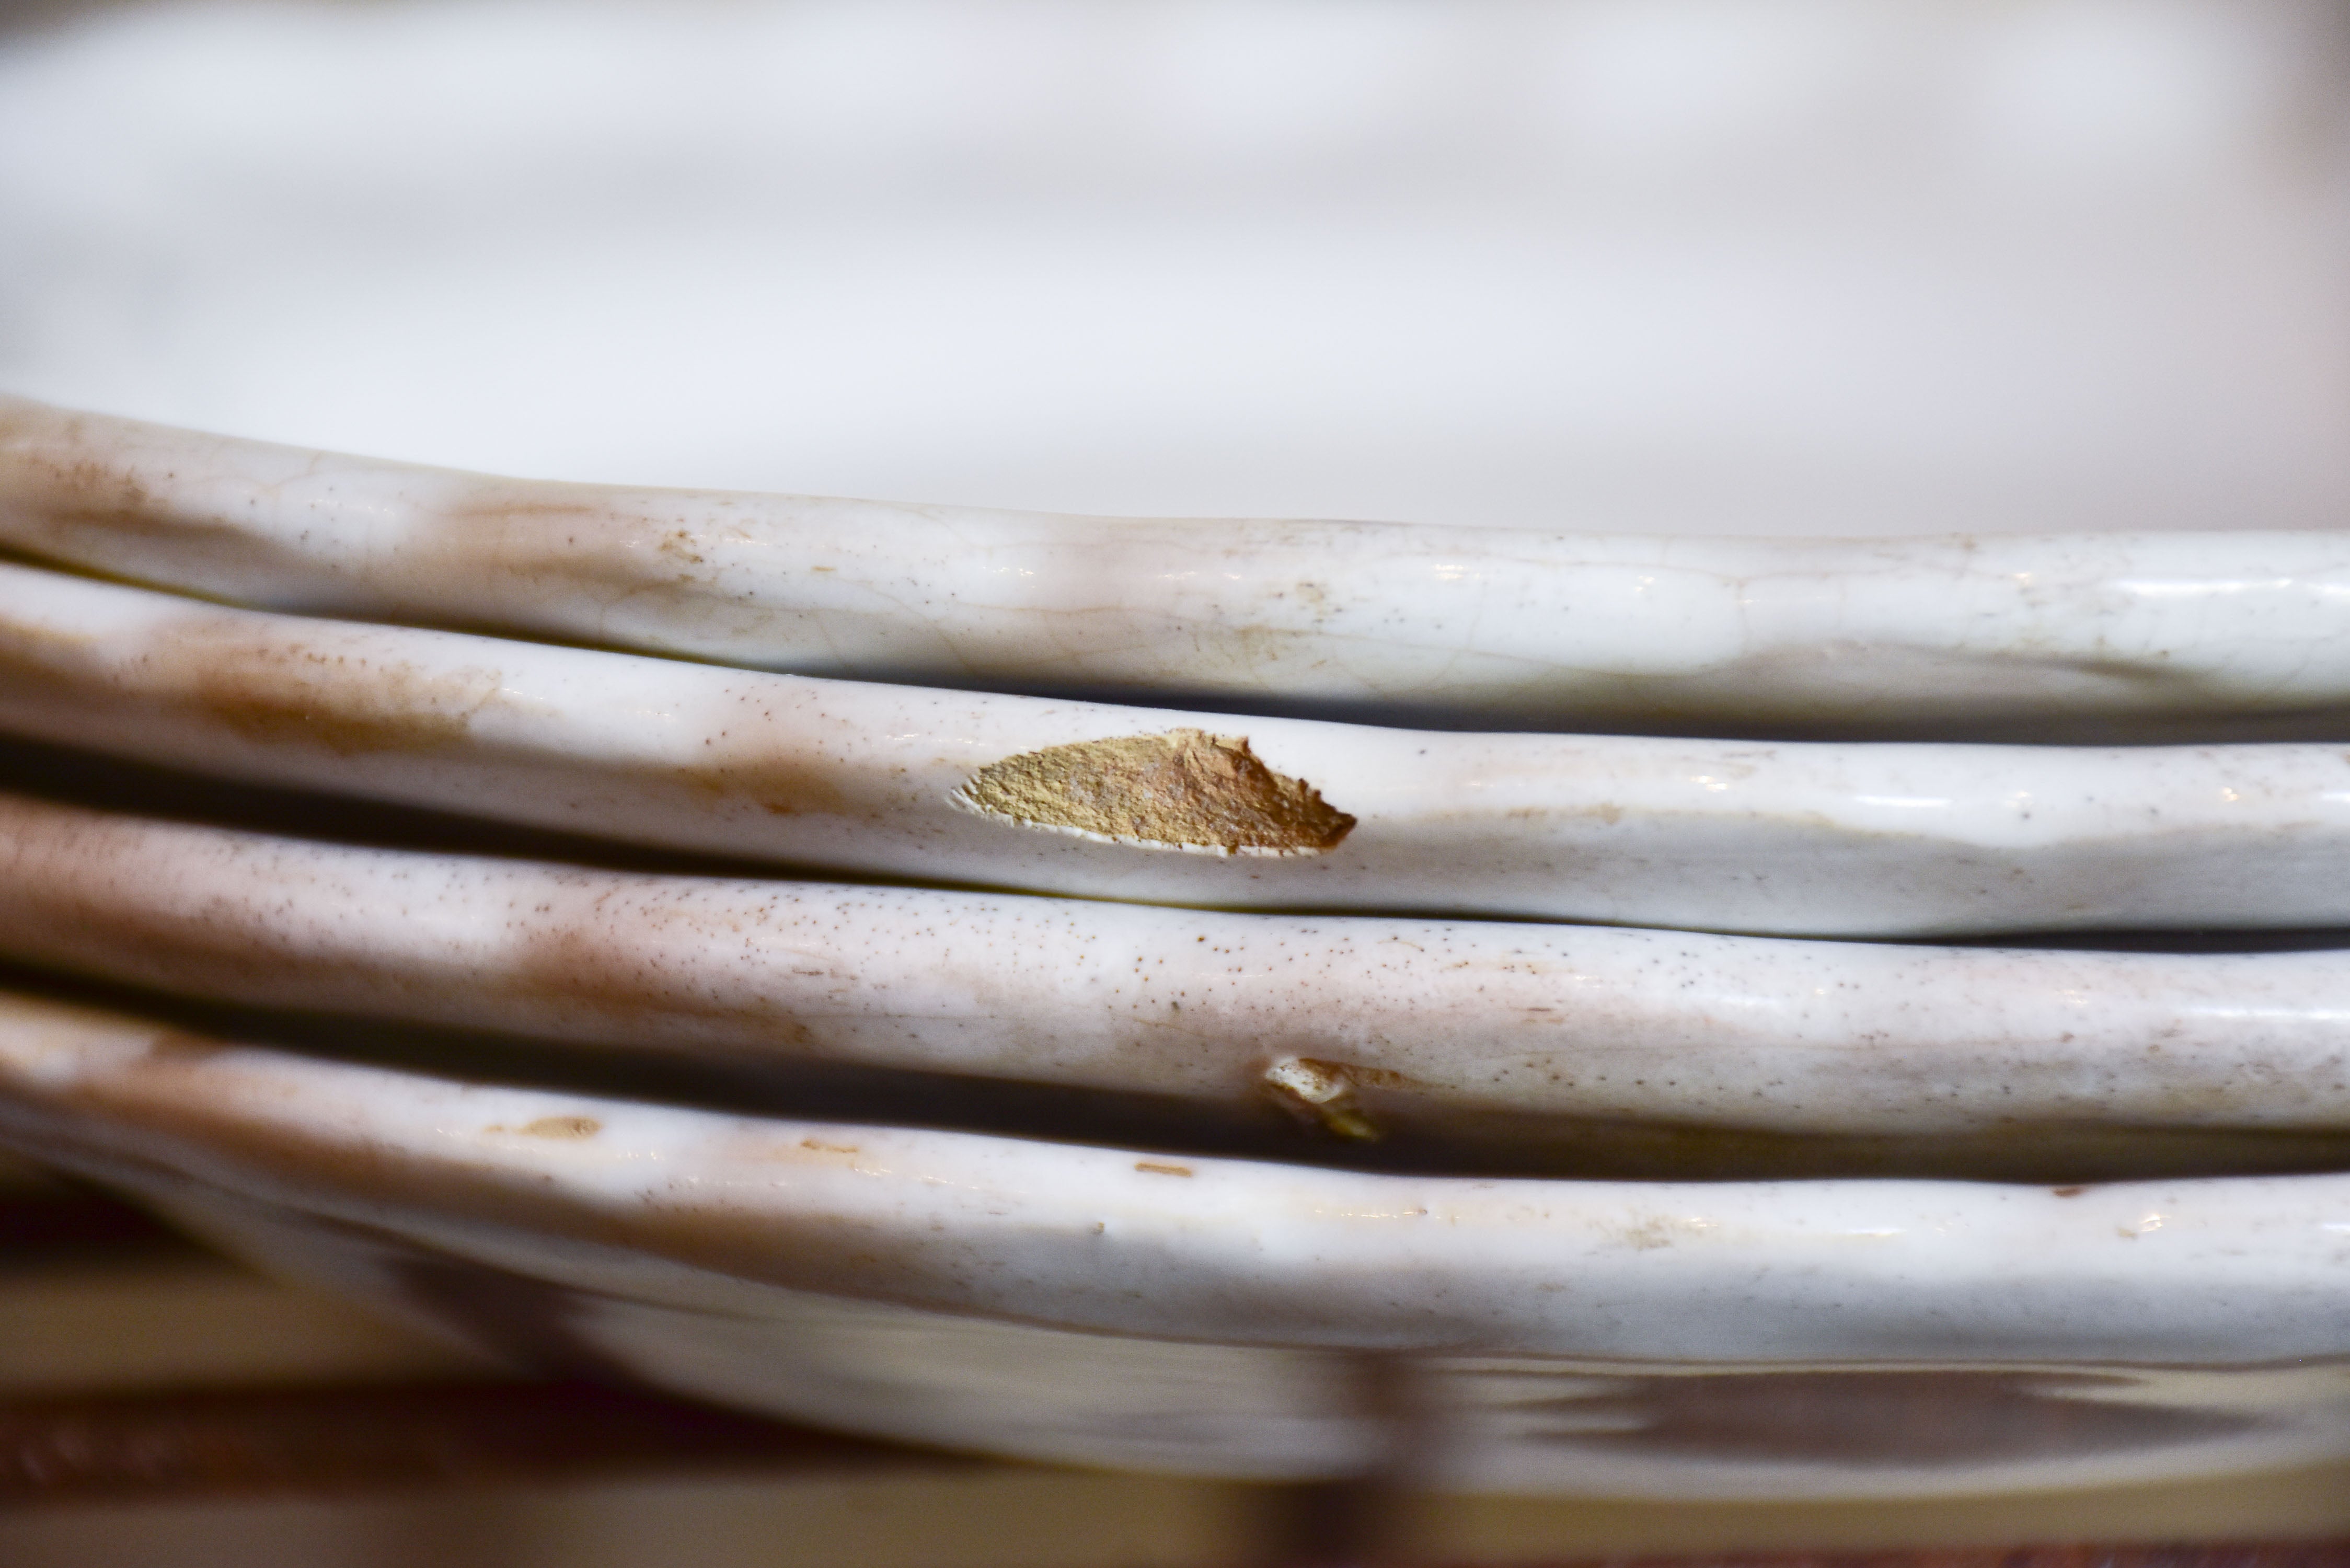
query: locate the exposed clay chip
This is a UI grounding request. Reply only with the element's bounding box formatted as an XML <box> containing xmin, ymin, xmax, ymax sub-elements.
<box><xmin>951</xmin><ymin>729</ymin><xmax>1356</xmax><ymax>856</ymax></box>
<box><xmin>1263</xmin><ymin>1057</ymin><xmax>1385</xmax><ymax>1141</ymax></box>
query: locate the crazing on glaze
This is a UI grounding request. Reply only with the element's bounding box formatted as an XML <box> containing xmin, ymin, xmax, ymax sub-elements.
<box><xmin>12</xmin><ymin>396</ymin><xmax>2350</xmax><ymax>737</ymax></box>
<box><xmin>5</xmin><ymin>791</ymin><xmax>2350</xmax><ymax>1153</ymax></box>
<box><xmin>9</xmin><ymin>397</ymin><xmax>2350</xmax><ymax>1492</ymax></box>
<box><xmin>4</xmin><ymin>991</ymin><xmax>2350</xmax><ymax>1497</ymax></box>
<box><xmin>14</xmin><ymin>561</ymin><xmax>2350</xmax><ymax>935</ymax></box>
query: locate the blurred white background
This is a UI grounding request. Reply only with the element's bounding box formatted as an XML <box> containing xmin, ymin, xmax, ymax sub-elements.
<box><xmin>2</xmin><ymin>0</ymin><xmax>2347</xmax><ymax>531</ymax></box>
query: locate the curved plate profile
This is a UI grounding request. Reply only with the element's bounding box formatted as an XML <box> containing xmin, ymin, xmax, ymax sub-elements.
<box><xmin>8</xmin><ymin>793</ymin><xmax>2350</xmax><ymax>1178</ymax></box>
<box><xmin>11</xmin><ymin>562</ymin><xmax>2350</xmax><ymax>936</ymax></box>
<box><xmin>3</xmin><ymin>987</ymin><xmax>2349</xmax><ymax>1497</ymax></box>
<box><xmin>9</xmin><ymin>396</ymin><xmax>2350</xmax><ymax>740</ymax></box>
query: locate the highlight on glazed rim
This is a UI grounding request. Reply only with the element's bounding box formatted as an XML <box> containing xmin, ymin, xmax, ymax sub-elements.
<box><xmin>13</xmin><ymin>395</ymin><xmax>2350</xmax><ymax>740</ymax></box>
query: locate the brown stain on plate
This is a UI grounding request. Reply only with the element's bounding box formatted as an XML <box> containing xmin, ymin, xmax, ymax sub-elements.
<box><xmin>141</xmin><ymin>1030</ymin><xmax>231</xmax><ymax>1065</ymax></box>
<box><xmin>476</xmin><ymin>1116</ymin><xmax>600</xmax><ymax>1138</ymax></box>
<box><xmin>519</xmin><ymin>1116</ymin><xmax>601</xmax><ymax>1139</ymax></box>
<box><xmin>0</xmin><ymin>616</ymin><xmax>105</xmax><ymax>705</ymax></box>
<box><xmin>0</xmin><ymin>416</ymin><xmax>282</xmax><ymax>555</ymax></box>
<box><xmin>500</xmin><ymin>917</ymin><xmax>818</xmax><ymax>1046</ymax></box>
<box><xmin>163</xmin><ymin>623</ymin><xmax>503</xmax><ymax>756</ymax></box>
<box><xmin>951</xmin><ymin>729</ymin><xmax>1354</xmax><ymax>856</ymax></box>
<box><xmin>425</xmin><ymin>493</ymin><xmax>736</xmax><ymax>601</ymax></box>
<box><xmin>675</xmin><ymin>756</ymin><xmax>849</xmax><ymax>817</ymax></box>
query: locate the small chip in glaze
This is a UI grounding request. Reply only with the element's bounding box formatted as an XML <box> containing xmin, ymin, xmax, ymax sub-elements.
<box><xmin>951</xmin><ymin>729</ymin><xmax>1356</xmax><ymax>857</ymax></box>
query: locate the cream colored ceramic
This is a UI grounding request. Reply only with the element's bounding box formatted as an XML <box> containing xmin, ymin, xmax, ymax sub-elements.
<box><xmin>2</xmin><ymin>988</ymin><xmax>2347</xmax><ymax>1500</ymax></box>
<box><xmin>7</xmin><ymin>0</ymin><xmax>2350</xmax><ymax>1512</ymax></box>
<box><xmin>16</xmin><ymin>561</ymin><xmax>2350</xmax><ymax>937</ymax></box>
<box><xmin>10</xmin><ymin>397</ymin><xmax>2350</xmax><ymax>740</ymax></box>
<box><xmin>5</xmin><ymin>790</ymin><xmax>2350</xmax><ymax>1179</ymax></box>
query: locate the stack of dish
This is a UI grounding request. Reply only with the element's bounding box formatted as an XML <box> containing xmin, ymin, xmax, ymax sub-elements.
<box><xmin>3</xmin><ymin>396</ymin><xmax>2349</xmax><ymax>1501</ymax></box>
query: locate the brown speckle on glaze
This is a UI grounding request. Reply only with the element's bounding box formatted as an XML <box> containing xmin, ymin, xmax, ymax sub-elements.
<box><xmin>1134</xmin><ymin>1161</ymin><xmax>1194</xmax><ymax>1177</ymax></box>
<box><xmin>519</xmin><ymin>1115</ymin><xmax>602</xmax><ymax>1139</ymax></box>
<box><xmin>162</xmin><ymin>622</ymin><xmax>502</xmax><ymax>755</ymax></box>
<box><xmin>800</xmin><ymin>1137</ymin><xmax>859</xmax><ymax>1155</ymax></box>
<box><xmin>950</xmin><ymin>729</ymin><xmax>1354</xmax><ymax>856</ymax></box>
<box><xmin>675</xmin><ymin>756</ymin><xmax>850</xmax><ymax>817</ymax></box>
<box><xmin>142</xmin><ymin>1030</ymin><xmax>231</xmax><ymax>1064</ymax></box>
<box><xmin>1618</xmin><ymin>1216</ymin><xmax>1681</xmax><ymax>1251</ymax></box>
<box><xmin>0</xmin><ymin>417</ymin><xmax>264</xmax><ymax>554</ymax></box>
<box><xmin>502</xmin><ymin>914</ymin><xmax>818</xmax><ymax>1044</ymax></box>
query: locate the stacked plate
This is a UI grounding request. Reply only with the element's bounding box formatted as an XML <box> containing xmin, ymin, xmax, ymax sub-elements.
<box><xmin>3</xmin><ymin>396</ymin><xmax>2350</xmax><ymax>1501</ymax></box>
<box><xmin>10</xmin><ymin>0</ymin><xmax>2350</xmax><ymax>1506</ymax></box>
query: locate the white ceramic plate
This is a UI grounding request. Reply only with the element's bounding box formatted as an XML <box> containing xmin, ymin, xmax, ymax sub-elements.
<box><xmin>18</xmin><ymin>560</ymin><xmax>2350</xmax><ymax>937</ymax></box>
<box><xmin>4</xmin><ymin>0</ymin><xmax>2349</xmax><ymax>737</ymax></box>
<box><xmin>15</xmin><ymin>399</ymin><xmax>2350</xmax><ymax>741</ymax></box>
<box><xmin>7</xmin><ymin>0</ymin><xmax>2350</xmax><ymax>1507</ymax></box>
<box><xmin>7</xmin><ymin>790</ymin><xmax>2350</xmax><ymax>1179</ymax></box>
<box><xmin>3</xmin><ymin>987</ymin><xmax>2348</xmax><ymax>1500</ymax></box>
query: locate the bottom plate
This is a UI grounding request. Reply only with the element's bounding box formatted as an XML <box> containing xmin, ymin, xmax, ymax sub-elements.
<box><xmin>3</xmin><ymin>988</ymin><xmax>2349</xmax><ymax>1498</ymax></box>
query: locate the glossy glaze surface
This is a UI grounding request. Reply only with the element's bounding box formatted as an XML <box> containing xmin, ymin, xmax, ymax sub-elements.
<box><xmin>5</xmin><ymin>793</ymin><xmax>2350</xmax><ymax>1168</ymax></box>
<box><xmin>2</xmin><ymin>989</ymin><xmax>2348</xmax><ymax>1497</ymax></box>
<box><xmin>6</xmin><ymin>0</ymin><xmax>2350</xmax><ymax>1512</ymax></box>
<box><xmin>14</xmin><ymin>563</ymin><xmax>2350</xmax><ymax>936</ymax></box>
<box><xmin>9</xmin><ymin>398</ymin><xmax>2350</xmax><ymax>738</ymax></box>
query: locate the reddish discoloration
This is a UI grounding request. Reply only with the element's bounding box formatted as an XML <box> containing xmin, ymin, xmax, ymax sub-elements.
<box><xmin>519</xmin><ymin>1116</ymin><xmax>601</xmax><ymax>1139</ymax></box>
<box><xmin>675</xmin><ymin>756</ymin><xmax>851</xmax><ymax>817</ymax></box>
<box><xmin>158</xmin><ymin>622</ymin><xmax>503</xmax><ymax>756</ymax></box>
<box><xmin>500</xmin><ymin>914</ymin><xmax>820</xmax><ymax>1047</ymax></box>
